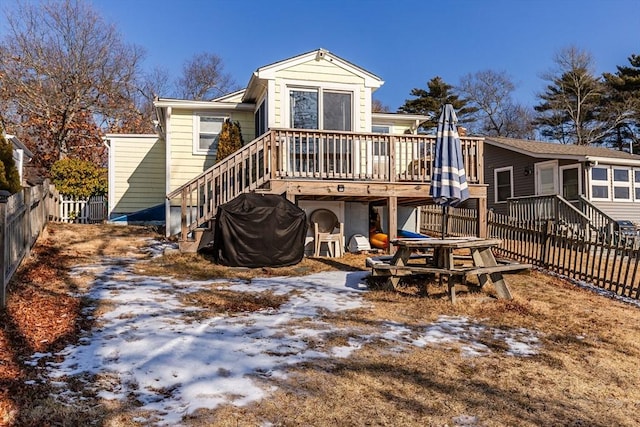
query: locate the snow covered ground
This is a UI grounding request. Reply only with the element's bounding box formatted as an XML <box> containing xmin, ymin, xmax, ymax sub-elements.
<box><xmin>27</xmin><ymin>241</ymin><xmax>541</xmax><ymax>426</ymax></box>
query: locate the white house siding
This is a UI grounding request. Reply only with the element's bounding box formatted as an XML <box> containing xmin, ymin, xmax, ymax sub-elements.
<box><xmin>108</xmin><ymin>135</ymin><xmax>165</xmax><ymax>217</ymax></box>
<box><xmin>591</xmin><ymin>201</ymin><xmax>640</xmax><ymax>223</ymax></box>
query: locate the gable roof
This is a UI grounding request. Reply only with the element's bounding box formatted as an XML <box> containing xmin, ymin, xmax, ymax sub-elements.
<box><xmin>6</xmin><ymin>134</ymin><xmax>34</xmax><ymax>159</ymax></box>
<box><xmin>242</xmin><ymin>48</ymin><xmax>384</xmax><ymax>103</ymax></box>
<box><xmin>486</xmin><ymin>137</ymin><xmax>640</xmax><ymax>166</ymax></box>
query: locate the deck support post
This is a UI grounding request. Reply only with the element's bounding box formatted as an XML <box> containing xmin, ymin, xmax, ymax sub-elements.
<box><xmin>388</xmin><ymin>196</ymin><xmax>397</xmax><ymax>254</ymax></box>
<box><xmin>477</xmin><ymin>196</ymin><xmax>488</xmax><ymax>238</ymax></box>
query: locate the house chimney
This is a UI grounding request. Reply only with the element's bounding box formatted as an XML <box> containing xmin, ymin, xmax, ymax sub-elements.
<box><xmin>457</xmin><ymin>126</ymin><xmax>467</xmax><ymax>136</ymax></box>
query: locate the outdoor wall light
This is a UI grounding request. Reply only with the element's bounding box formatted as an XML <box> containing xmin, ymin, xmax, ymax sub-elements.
<box><xmin>337</xmin><ymin>184</ymin><xmax>345</xmax><ymax>192</ymax></box>
<box><xmin>524</xmin><ymin>166</ymin><xmax>533</xmax><ymax>176</ymax></box>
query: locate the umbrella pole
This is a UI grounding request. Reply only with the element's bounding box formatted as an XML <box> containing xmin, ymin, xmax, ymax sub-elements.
<box><xmin>441</xmin><ymin>205</ymin><xmax>448</xmax><ymax>238</ymax></box>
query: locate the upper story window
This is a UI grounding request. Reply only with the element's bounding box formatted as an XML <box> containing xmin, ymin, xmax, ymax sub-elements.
<box><xmin>289</xmin><ymin>88</ymin><xmax>352</xmax><ymax>131</ymax></box>
<box><xmin>194</xmin><ymin>114</ymin><xmax>225</xmax><ymax>155</ymax></box>
<box><xmin>494</xmin><ymin>166</ymin><xmax>513</xmax><ymax>203</ymax></box>
<box><xmin>635</xmin><ymin>169</ymin><xmax>640</xmax><ymax>200</ymax></box>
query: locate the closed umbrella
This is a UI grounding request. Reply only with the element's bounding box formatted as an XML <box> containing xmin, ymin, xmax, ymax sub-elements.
<box><xmin>429</xmin><ymin>104</ymin><xmax>469</xmax><ymax>237</ymax></box>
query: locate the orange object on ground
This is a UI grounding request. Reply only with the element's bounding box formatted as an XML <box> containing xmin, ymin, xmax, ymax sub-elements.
<box><xmin>370</xmin><ymin>232</ymin><xmax>389</xmax><ymax>249</ymax></box>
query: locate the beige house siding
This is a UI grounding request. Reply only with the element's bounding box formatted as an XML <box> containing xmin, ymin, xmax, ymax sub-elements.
<box><xmin>167</xmin><ymin>109</ymin><xmax>255</xmax><ymax>192</ymax></box>
<box><xmin>109</xmin><ymin>135</ymin><xmax>165</xmax><ymax>215</ymax></box>
<box><xmin>271</xmin><ymin>58</ymin><xmax>367</xmax><ymax>131</ymax></box>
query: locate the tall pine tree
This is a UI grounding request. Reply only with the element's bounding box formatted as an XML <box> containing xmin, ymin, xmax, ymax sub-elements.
<box><xmin>534</xmin><ymin>47</ymin><xmax>604</xmax><ymax>145</ymax></box>
<box><xmin>602</xmin><ymin>54</ymin><xmax>640</xmax><ymax>152</ymax></box>
<box><xmin>398</xmin><ymin>77</ymin><xmax>476</xmax><ymax>132</ymax></box>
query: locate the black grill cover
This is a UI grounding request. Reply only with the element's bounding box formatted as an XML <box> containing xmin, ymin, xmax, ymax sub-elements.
<box><xmin>212</xmin><ymin>193</ymin><xmax>308</xmax><ymax>267</ymax></box>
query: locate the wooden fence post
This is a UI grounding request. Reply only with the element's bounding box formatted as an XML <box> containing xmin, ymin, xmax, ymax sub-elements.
<box><xmin>540</xmin><ymin>219</ymin><xmax>554</xmax><ymax>267</ymax></box>
<box><xmin>0</xmin><ymin>190</ymin><xmax>10</xmax><ymax>308</ymax></box>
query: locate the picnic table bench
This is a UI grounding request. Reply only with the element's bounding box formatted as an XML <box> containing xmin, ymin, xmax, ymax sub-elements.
<box><xmin>367</xmin><ymin>237</ymin><xmax>532</xmax><ymax>303</ymax></box>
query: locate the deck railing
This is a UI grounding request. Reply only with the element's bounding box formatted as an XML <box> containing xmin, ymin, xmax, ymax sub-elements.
<box><xmin>168</xmin><ymin>129</ymin><xmax>485</xmax><ymax>239</ymax></box>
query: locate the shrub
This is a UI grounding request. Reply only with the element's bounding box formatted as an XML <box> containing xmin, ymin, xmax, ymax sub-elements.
<box><xmin>50</xmin><ymin>158</ymin><xmax>107</xmax><ymax>198</ymax></box>
<box><xmin>215</xmin><ymin>119</ymin><xmax>244</xmax><ymax>163</ymax></box>
<box><xmin>0</xmin><ymin>131</ymin><xmax>22</xmax><ymax>194</ymax></box>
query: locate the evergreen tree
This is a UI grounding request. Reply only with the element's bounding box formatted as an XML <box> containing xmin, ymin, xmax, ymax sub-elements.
<box><xmin>0</xmin><ymin>131</ymin><xmax>22</xmax><ymax>194</ymax></box>
<box><xmin>534</xmin><ymin>46</ymin><xmax>604</xmax><ymax>145</ymax></box>
<box><xmin>399</xmin><ymin>77</ymin><xmax>476</xmax><ymax>132</ymax></box>
<box><xmin>602</xmin><ymin>54</ymin><xmax>640</xmax><ymax>152</ymax></box>
<box><xmin>215</xmin><ymin>119</ymin><xmax>244</xmax><ymax>163</ymax></box>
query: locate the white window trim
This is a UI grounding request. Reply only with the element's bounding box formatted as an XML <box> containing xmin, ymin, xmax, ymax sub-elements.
<box><xmin>559</xmin><ymin>163</ymin><xmax>582</xmax><ymax>200</ymax></box>
<box><xmin>634</xmin><ymin>168</ymin><xmax>640</xmax><ymax>202</ymax></box>
<box><xmin>534</xmin><ymin>160</ymin><xmax>559</xmax><ymax>195</ymax></box>
<box><xmin>371</xmin><ymin>124</ymin><xmax>392</xmax><ymax>133</ymax></box>
<box><xmin>494</xmin><ymin>166</ymin><xmax>513</xmax><ymax>204</ymax></box>
<box><xmin>283</xmin><ymin>80</ymin><xmax>358</xmax><ymax>131</ymax></box>
<box><xmin>589</xmin><ymin>165</ymin><xmax>611</xmax><ymax>201</ymax></box>
<box><xmin>192</xmin><ymin>113</ymin><xmax>227</xmax><ymax>156</ymax></box>
<box><xmin>612</xmin><ymin>166</ymin><xmax>633</xmax><ymax>202</ymax></box>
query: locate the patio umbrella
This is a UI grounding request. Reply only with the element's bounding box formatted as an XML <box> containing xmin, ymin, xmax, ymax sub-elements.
<box><xmin>429</xmin><ymin>104</ymin><xmax>470</xmax><ymax>238</ymax></box>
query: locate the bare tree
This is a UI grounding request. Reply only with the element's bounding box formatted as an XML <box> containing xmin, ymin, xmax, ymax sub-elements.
<box><xmin>372</xmin><ymin>99</ymin><xmax>390</xmax><ymax>113</ymax></box>
<box><xmin>0</xmin><ymin>0</ymin><xmax>145</xmax><ymax>170</ymax></box>
<box><xmin>176</xmin><ymin>53</ymin><xmax>238</xmax><ymax>100</ymax></box>
<box><xmin>457</xmin><ymin>70</ymin><xmax>535</xmax><ymax>138</ymax></box>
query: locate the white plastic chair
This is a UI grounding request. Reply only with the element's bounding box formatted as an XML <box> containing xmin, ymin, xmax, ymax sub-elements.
<box><xmin>310</xmin><ymin>209</ymin><xmax>344</xmax><ymax>257</ymax></box>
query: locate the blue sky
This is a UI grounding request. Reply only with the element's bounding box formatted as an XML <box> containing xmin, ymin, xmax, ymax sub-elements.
<box><xmin>4</xmin><ymin>0</ymin><xmax>640</xmax><ymax>110</ymax></box>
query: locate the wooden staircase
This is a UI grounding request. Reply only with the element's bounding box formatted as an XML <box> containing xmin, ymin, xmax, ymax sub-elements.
<box><xmin>507</xmin><ymin>194</ymin><xmax>618</xmax><ymax>242</ymax></box>
<box><xmin>167</xmin><ymin>131</ymin><xmax>279</xmax><ymax>251</ymax></box>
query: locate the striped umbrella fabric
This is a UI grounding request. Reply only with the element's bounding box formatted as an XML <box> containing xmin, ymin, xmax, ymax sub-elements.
<box><xmin>429</xmin><ymin>104</ymin><xmax>469</xmax><ymax>236</ymax></box>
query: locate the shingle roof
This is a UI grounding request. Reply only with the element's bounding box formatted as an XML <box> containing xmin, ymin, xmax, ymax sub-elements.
<box><xmin>486</xmin><ymin>137</ymin><xmax>640</xmax><ymax>161</ymax></box>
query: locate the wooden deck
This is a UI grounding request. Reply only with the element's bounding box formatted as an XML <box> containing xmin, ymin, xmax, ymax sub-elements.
<box><xmin>168</xmin><ymin>129</ymin><xmax>487</xmax><ymax>245</ymax></box>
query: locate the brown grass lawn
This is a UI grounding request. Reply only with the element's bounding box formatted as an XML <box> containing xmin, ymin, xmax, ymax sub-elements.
<box><xmin>1</xmin><ymin>223</ymin><xmax>640</xmax><ymax>426</ymax></box>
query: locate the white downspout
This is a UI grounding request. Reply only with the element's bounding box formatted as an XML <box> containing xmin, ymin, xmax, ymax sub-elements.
<box><xmin>165</xmin><ymin>107</ymin><xmax>172</xmax><ymax>237</ymax></box>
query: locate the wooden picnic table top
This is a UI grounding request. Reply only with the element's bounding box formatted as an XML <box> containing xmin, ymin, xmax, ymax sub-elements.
<box><xmin>390</xmin><ymin>237</ymin><xmax>503</xmax><ymax>250</ymax></box>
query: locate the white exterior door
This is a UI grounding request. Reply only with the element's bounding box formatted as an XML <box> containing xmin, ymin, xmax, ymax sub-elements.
<box><xmin>535</xmin><ymin>160</ymin><xmax>559</xmax><ymax>195</ymax></box>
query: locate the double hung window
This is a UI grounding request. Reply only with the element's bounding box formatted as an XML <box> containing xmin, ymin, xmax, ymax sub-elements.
<box><xmin>194</xmin><ymin>115</ymin><xmax>225</xmax><ymax>156</ymax></box>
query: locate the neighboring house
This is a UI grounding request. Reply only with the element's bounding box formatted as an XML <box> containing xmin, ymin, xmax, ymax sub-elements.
<box><xmin>5</xmin><ymin>134</ymin><xmax>34</xmax><ymax>186</ymax></box>
<box><xmin>485</xmin><ymin>136</ymin><xmax>640</xmax><ymax>223</ymax></box>
<box><xmin>107</xmin><ymin>48</ymin><xmax>488</xmax><ymax>250</ymax></box>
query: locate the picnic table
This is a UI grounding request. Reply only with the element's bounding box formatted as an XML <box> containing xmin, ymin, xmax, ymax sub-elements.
<box><xmin>367</xmin><ymin>237</ymin><xmax>532</xmax><ymax>303</ymax></box>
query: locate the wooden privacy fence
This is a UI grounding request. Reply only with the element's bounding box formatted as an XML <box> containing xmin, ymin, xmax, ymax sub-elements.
<box><xmin>0</xmin><ymin>181</ymin><xmax>55</xmax><ymax>306</ymax></box>
<box><xmin>420</xmin><ymin>205</ymin><xmax>478</xmax><ymax>237</ymax></box>
<box><xmin>0</xmin><ymin>183</ymin><xmax>106</xmax><ymax>307</ymax></box>
<box><xmin>420</xmin><ymin>206</ymin><xmax>640</xmax><ymax>300</ymax></box>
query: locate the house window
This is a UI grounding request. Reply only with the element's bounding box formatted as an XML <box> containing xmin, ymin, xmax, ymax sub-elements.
<box><xmin>590</xmin><ymin>166</ymin><xmax>610</xmax><ymax>200</ymax></box>
<box><xmin>494</xmin><ymin>166</ymin><xmax>513</xmax><ymax>203</ymax></box>
<box><xmin>289</xmin><ymin>88</ymin><xmax>352</xmax><ymax>131</ymax></box>
<box><xmin>612</xmin><ymin>167</ymin><xmax>632</xmax><ymax>201</ymax></box>
<box><xmin>324</xmin><ymin>91</ymin><xmax>351</xmax><ymax>131</ymax></box>
<box><xmin>290</xmin><ymin>90</ymin><xmax>318</xmax><ymax>129</ymax></box>
<box><xmin>560</xmin><ymin>165</ymin><xmax>581</xmax><ymax>201</ymax></box>
<box><xmin>372</xmin><ymin>125</ymin><xmax>390</xmax><ymax>134</ymax></box>
<box><xmin>194</xmin><ymin>115</ymin><xmax>225</xmax><ymax>155</ymax></box>
<box><xmin>255</xmin><ymin>99</ymin><xmax>267</xmax><ymax>137</ymax></box>
<box><xmin>635</xmin><ymin>169</ymin><xmax>640</xmax><ymax>200</ymax></box>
